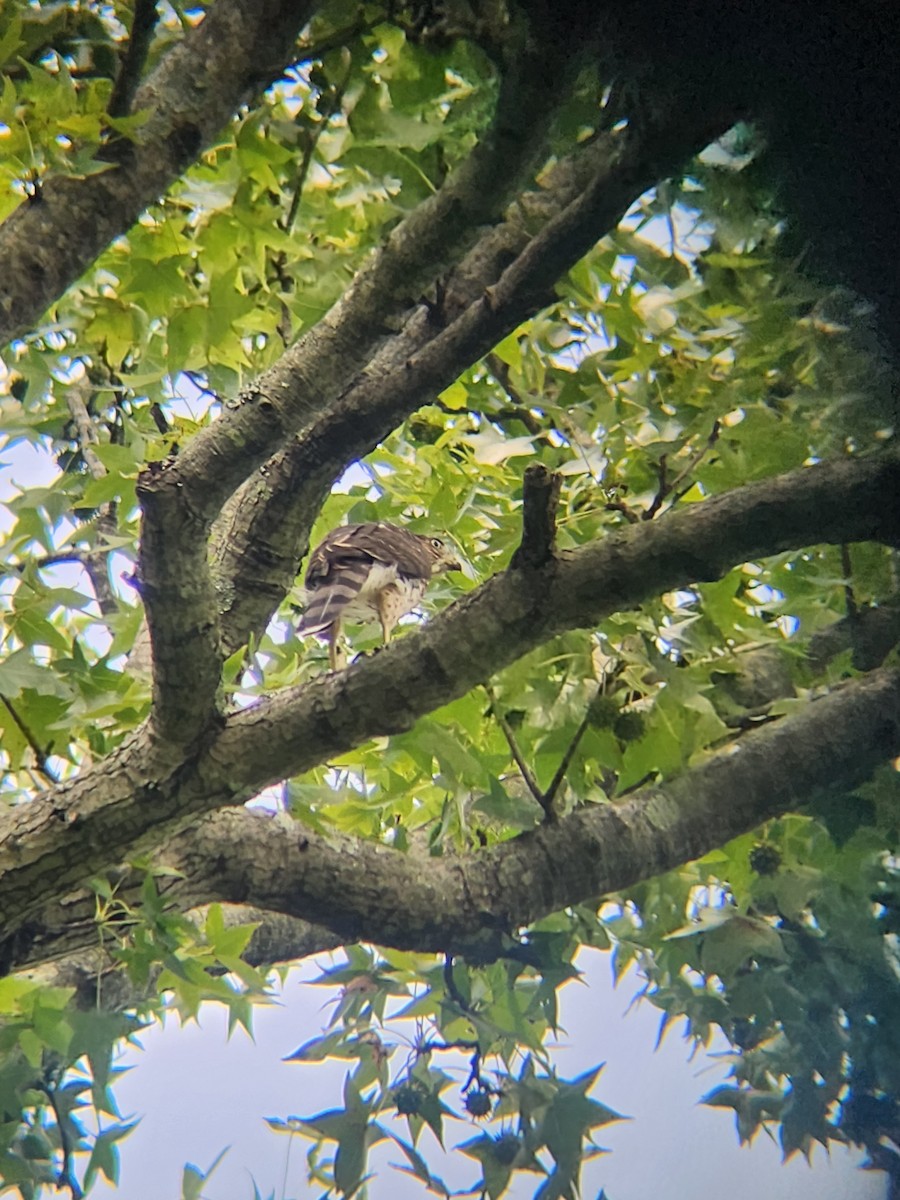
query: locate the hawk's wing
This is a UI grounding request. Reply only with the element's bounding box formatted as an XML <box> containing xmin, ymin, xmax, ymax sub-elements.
<box><xmin>297</xmin><ymin>522</ymin><xmax>434</xmax><ymax>637</ymax></box>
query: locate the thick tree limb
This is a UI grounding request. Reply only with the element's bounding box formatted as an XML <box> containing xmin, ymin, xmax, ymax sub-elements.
<box><xmin>135</xmin><ymin>464</ymin><xmax>222</xmax><ymax>744</ymax></box>
<box><xmin>0</xmin><ymin>0</ymin><xmax>313</xmax><ymax>348</ymax></box>
<box><xmin>11</xmin><ymin>665</ymin><xmax>900</xmax><ymax>974</ymax></box>
<box><xmin>212</xmin><ymin>450</ymin><xmax>900</xmax><ymax>791</ymax></box>
<box><xmin>0</xmin><ymin>449</ymin><xmax>897</xmax><ymax>949</ymax></box>
<box><xmin>147</xmin><ymin>18</ymin><xmax>604</xmax><ymax>534</ymax></box>
<box><xmin>139</xmin><ymin>21</ymin><xmax>609</xmax><ymax>722</ymax></box>
<box><xmin>158</xmin><ymin>665</ymin><xmax>900</xmax><ymax>953</ymax></box>
<box><xmin>212</xmin><ymin>101</ymin><xmax>738</xmax><ymax>653</ymax></box>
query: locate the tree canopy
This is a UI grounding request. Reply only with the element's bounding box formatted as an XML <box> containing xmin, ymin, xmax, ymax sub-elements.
<box><xmin>0</xmin><ymin>2</ymin><xmax>899</xmax><ymax>1197</ymax></box>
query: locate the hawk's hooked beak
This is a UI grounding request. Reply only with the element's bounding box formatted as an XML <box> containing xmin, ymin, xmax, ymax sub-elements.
<box><xmin>432</xmin><ymin>540</ymin><xmax>463</xmax><ymax>575</ymax></box>
<box><xmin>445</xmin><ymin>550</ymin><xmax>475</xmax><ymax>579</ymax></box>
<box><xmin>439</xmin><ymin>548</ymin><xmax>463</xmax><ymax>575</ymax></box>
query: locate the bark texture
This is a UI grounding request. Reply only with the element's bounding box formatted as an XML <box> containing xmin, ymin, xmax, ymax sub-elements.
<box><xmin>11</xmin><ymin>666</ymin><xmax>900</xmax><ymax>970</ymax></box>
<box><xmin>0</xmin><ymin>0</ymin><xmax>314</xmax><ymax>347</ymax></box>
<box><xmin>0</xmin><ymin>451</ymin><xmax>898</xmax><ymax>971</ymax></box>
<box><xmin>1</xmin><ymin>1</ymin><xmax>898</xmax><ymax>994</ymax></box>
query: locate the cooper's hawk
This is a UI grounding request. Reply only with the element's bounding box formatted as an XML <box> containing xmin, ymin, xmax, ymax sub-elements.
<box><xmin>297</xmin><ymin>521</ymin><xmax>461</xmax><ymax>669</ymax></box>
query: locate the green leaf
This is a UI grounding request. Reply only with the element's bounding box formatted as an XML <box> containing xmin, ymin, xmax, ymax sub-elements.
<box><xmin>83</xmin><ymin>1120</ymin><xmax>138</xmax><ymax>1190</ymax></box>
<box><xmin>180</xmin><ymin>1147</ymin><xmax>229</xmax><ymax>1200</ymax></box>
<box><xmin>389</xmin><ymin>1133</ymin><xmax>451</xmax><ymax>1196</ymax></box>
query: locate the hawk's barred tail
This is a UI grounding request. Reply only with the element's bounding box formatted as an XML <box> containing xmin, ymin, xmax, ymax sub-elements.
<box><xmin>297</xmin><ymin>561</ymin><xmax>371</xmax><ymax>637</ymax></box>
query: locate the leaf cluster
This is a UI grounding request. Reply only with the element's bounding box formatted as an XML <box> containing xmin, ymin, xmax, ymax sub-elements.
<box><xmin>273</xmin><ymin>928</ymin><xmax>620</xmax><ymax>1199</ymax></box>
<box><xmin>0</xmin><ymin>5</ymin><xmax>898</xmax><ymax>1197</ymax></box>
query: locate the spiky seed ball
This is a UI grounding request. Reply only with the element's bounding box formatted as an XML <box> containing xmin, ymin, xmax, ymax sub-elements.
<box><xmin>588</xmin><ymin>695</ymin><xmax>620</xmax><ymax>729</ymax></box>
<box><xmin>393</xmin><ymin>1083</ymin><xmax>426</xmax><ymax>1116</ymax></box>
<box><xmin>613</xmin><ymin>711</ymin><xmax>646</xmax><ymax>742</ymax></box>
<box><xmin>749</xmin><ymin>843</ymin><xmax>781</xmax><ymax>876</ymax></box>
<box><xmin>732</xmin><ymin>1017</ymin><xmax>760</xmax><ymax>1050</ymax></box>
<box><xmin>493</xmin><ymin>1133</ymin><xmax>521</xmax><ymax>1165</ymax></box>
<box><xmin>465</xmin><ymin>1089</ymin><xmax>493</xmax><ymax>1118</ymax></box>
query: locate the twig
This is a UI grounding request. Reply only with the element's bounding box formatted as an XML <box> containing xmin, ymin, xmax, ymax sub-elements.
<box><xmin>84</xmin><ymin>528</ymin><xmax>119</xmax><ymax>618</ymax></box>
<box><xmin>644</xmin><ymin>419</ymin><xmax>720</xmax><ymax>519</ymax></box>
<box><xmin>282</xmin><ymin>63</ymin><xmax>351</xmax><ymax>235</ymax></box>
<box><xmin>149</xmin><ymin>402</ymin><xmax>170</xmax><ymax>434</ymax></box>
<box><xmin>418</xmin><ymin>1037</ymin><xmax>490</xmax><ymax>1096</ymax></box>
<box><xmin>488</xmin><ymin>676</ymin><xmax>607</xmax><ymax>823</ymax></box>
<box><xmin>0</xmin><ymin>694</ymin><xmax>59</xmax><ymax>783</ymax></box>
<box><xmin>647</xmin><ymin>454</ymin><xmax>668</xmax><ymax>519</ymax></box>
<box><xmin>841</xmin><ymin>544</ymin><xmax>859</xmax><ymax>620</ymax></box>
<box><xmin>604</xmin><ymin>496</ymin><xmax>641</xmax><ymax>523</ymax></box>
<box><xmin>542</xmin><ymin>709</ymin><xmax>594</xmax><ymax>813</ymax></box>
<box><xmin>107</xmin><ymin>0</ymin><xmax>159</xmax><ymax>118</ymax></box>
<box><xmin>417</xmin><ymin>1037</ymin><xmax>481</xmax><ymax>1054</ymax></box>
<box><xmin>5</xmin><ymin>551</ymin><xmax>95</xmax><ymax>574</ymax></box>
<box><xmin>461</xmin><ymin>1048</ymin><xmax>486</xmax><ymax>1094</ymax></box>
<box><xmin>484</xmin><ymin>683</ymin><xmax>546</xmax><ymax>812</ymax></box>
<box><xmin>64</xmin><ymin>379</ymin><xmax>118</xmax><ymax>616</ymax></box>
<box><xmin>65</xmin><ymin>381</ymin><xmax>106</xmax><ymax>482</ymax></box>
<box><xmin>511</xmin><ymin>463</ymin><xmax>561</xmax><ymax>570</ymax></box>
<box><xmin>293</xmin><ymin>16</ymin><xmax>383</xmax><ymax>68</ymax></box>
<box><xmin>484</xmin><ymin>353</ymin><xmax>543</xmax><ymax>435</ymax></box>
<box><xmin>413</xmin><ymin>1035</ymin><xmax>496</xmax><ymax>1096</ymax></box>
<box><xmin>4</xmin><ymin>549</ymin><xmax>118</xmax><ymax>616</ymax></box>
<box><xmin>433</xmin><ymin>397</ymin><xmax>544</xmax><ymax>436</ymax></box>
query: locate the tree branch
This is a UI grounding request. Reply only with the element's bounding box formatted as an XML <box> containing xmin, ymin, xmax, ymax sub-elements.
<box><xmin>134</xmin><ymin>462</ymin><xmax>222</xmax><ymax>744</ymax></box>
<box><xmin>644</xmin><ymin>420</ymin><xmax>721</xmax><ymax>520</ymax></box>
<box><xmin>106</xmin><ymin>0</ymin><xmax>159</xmax><ymax>120</ymax></box>
<box><xmin>484</xmin><ymin>353</ymin><xmax>543</xmax><ymax>432</ymax></box>
<box><xmin>0</xmin><ymin>449</ymin><xmax>897</xmax><ymax>945</ymax></box>
<box><xmin>0</xmin><ymin>0</ymin><xmax>314</xmax><ymax>347</ymax></box>
<box><xmin>484</xmin><ymin>683</ymin><xmax>546</xmax><ymax>811</ymax></box>
<box><xmin>511</xmin><ymin>464</ymin><xmax>562</xmax><ymax>570</ymax></box>
<box><xmin>282</xmin><ymin>62</ymin><xmax>351</xmax><ymax>235</ymax></box>
<box><xmin>541</xmin><ymin>702</ymin><xmax>596</xmax><ymax>815</ymax></box>
<box><xmin>174</xmin><ymin>665</ymin><xmax>900</xmax><ymax>952</ymax></box>
<box><xmin>64</xmin><ymin>379</ymin><xmax>119</xmax><ymax>617</ymax></box>
<box><xmin>11</xmin><ymin>666</ymin><xmax>900</xmax><ymax>972</ymax></box>
<box><xmin>0</xmin><ymin>695</ymin><xmax>59</xmax><ymax>784</ymax></box>
<box><xmin>212</xmin><ymin>100</ymin><xmax>737</xmax><ymax>653</ymax></box>
<box><xmin>14</xmin><ymin>903</ymin><xmax>341</xmax><ymax>998</ymax></box>
<box><xmin>64</xmin><ymin>381</ymin><xmax>106</xmax><ymax>482</ymax></box>
<box><xmin>809</xmin><ymin>596</ymin><xmax>900</xmax><ymax>673</ymax></box>
<box><xmin>157</xmin><ymin>20</ymin><xmax>609</xmax><ymax>531</ymax></box>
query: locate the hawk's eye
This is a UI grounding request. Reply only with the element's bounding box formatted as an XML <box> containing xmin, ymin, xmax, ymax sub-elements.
<box><xmin>430</xmin><ymin>537</ymin><xmax>444</xmax><ymax>549</ymax></box>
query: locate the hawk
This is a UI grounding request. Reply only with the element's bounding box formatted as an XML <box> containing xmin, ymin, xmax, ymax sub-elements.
<box><xmin>297</xmin><ymin>521</ymin><xmax>461</xmax><ymax>669</ymax></box>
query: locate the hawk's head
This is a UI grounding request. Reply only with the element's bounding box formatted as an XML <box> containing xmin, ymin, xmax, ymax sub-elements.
<box><xmin>420</xmin><ymin>534</ymin><xmax>462</xmax><ymax>576</ymax></box>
